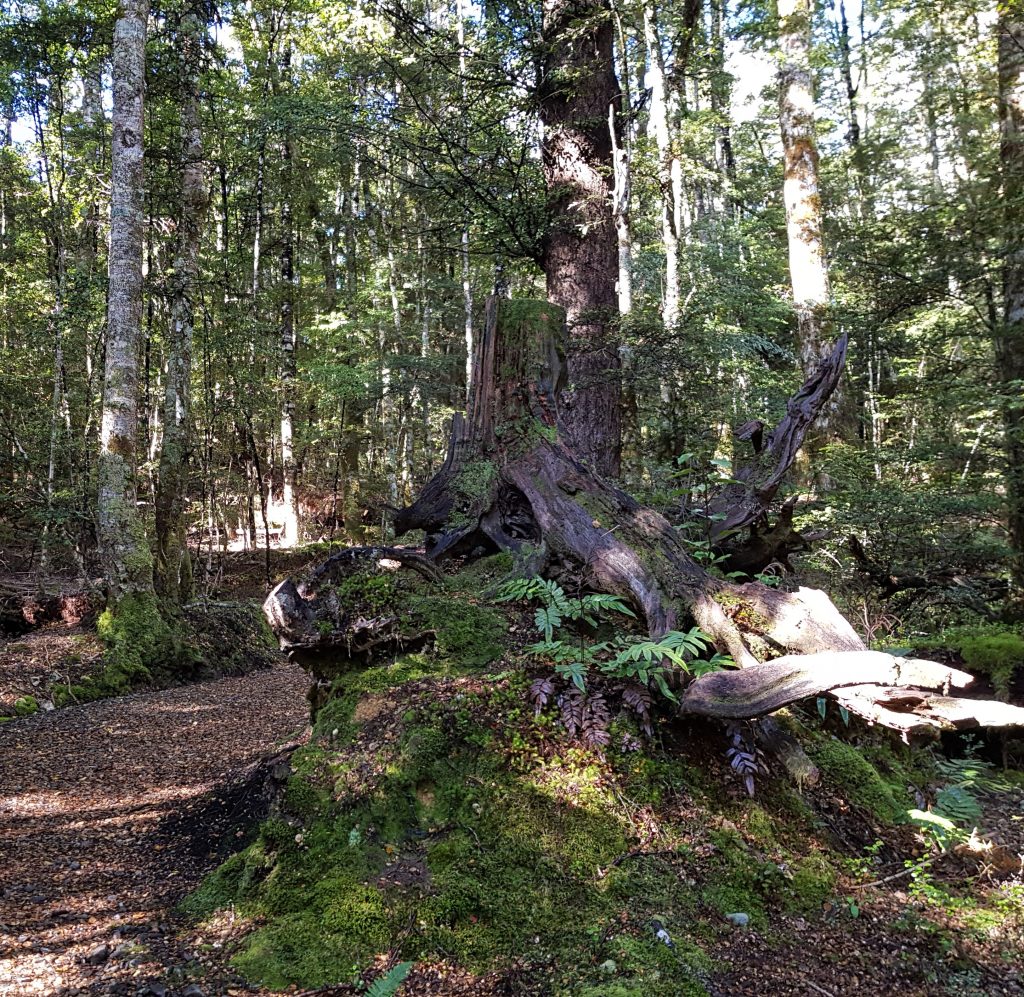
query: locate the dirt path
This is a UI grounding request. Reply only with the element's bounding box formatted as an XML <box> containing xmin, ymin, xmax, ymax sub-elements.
<box><xmin>0</xmin><ymin>664</ymin><xmax>310</xmax><ymax>997</ymax></box>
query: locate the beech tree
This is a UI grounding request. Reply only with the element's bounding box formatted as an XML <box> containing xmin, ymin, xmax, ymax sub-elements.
<box><xmin>999</xmin><ymin>1</ymin><xmax>1024</xmax><ymax>611</ymax></box>
<box><xmin>97</xmin><ymin>0</ymin><xmax>153</xmax><ymax>605</ymax></box>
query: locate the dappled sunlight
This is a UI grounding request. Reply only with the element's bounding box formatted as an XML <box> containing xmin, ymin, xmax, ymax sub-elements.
<box><xmin>0</xmin><ymin>664</ymin><xmax>309</xmax><ymax>997</ymax></box>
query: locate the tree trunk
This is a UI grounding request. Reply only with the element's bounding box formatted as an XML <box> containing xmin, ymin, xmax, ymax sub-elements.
<box><xmin>98</xmin><ymin>0</ymin><xmax>155</xmax><ymax>604</ymax></box>
<box><xmin>279</xmin><ymin>42</ymin><xmax>300</xmax><ymax>547</ymax></box>
<box><xmin>155</xmin><ymin>6</ymin><xmax>207</xmax><ymax>606</ymax></box>
<box><xmin>778</xmin><ymin>0</ymin><xmax>832</xmax><ymax>376</ymax></box>
<box><xmin>643</xmin><ymin>4</ymin><xmax>681</xmax><ymax>328</ymax></box>
<box><xmin>999</xmin><ymin>7</ymin><xmax>1024</xmax><ymax>613</ymax></box>
<box><xmin>539</xmin><ymin>0</ymin><xmax>622</xmax><ymax>478</ymax></box>
<box><xmin>395</xmin><ymin>297</ymin><xmax>855</xmax><ymax>668</ymax></box>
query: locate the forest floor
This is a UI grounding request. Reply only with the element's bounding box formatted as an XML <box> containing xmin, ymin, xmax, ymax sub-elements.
<box><xmin>0</xmin><ymin>661</ymin><xmax>310</xmax><ymax>997</ymax></box>
<box><xmin>1</xmin><ymin>546</ymin><xmax>1023</xmax><ymax>996</ymax></box>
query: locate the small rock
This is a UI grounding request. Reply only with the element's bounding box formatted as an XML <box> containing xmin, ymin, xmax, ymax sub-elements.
<box><xmin>599</xmin><ymin>959</ymin><xmax>617</xmax><ymax>974</ymax></box>
<box><xmin>725</xmin><ymin>912</ymin><xmax>749</xmax><ymax>927</ymax></box>
<box><xmin>69</xmin><ymin>860</ymin><xmax>81</xmax><ymax>871</ymax></box>
<box><xmin>182</xmin><ymin>986</ymin><xmax>206</xmax><ymax>997</ymax></box>
<box><xmin>143</xmin><ymin>983</ymin><xmax>167</xmax><ymax>997</ymax></box>
<box><xmin>86</xmin><ymin>943</ymin><xmax>110</xmax><ymax>964</ymax></box>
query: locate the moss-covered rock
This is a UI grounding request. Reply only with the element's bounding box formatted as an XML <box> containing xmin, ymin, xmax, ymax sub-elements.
<box><xmin>13</xmin><ymin>694</ymin><xmax>39</xmax><ymax>717</ymax></box>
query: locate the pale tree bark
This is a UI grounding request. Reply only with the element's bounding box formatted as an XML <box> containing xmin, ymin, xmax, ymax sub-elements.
<box><xmin>278</xmin><ymin>41</ymin><xmax>300</xmax><ymax>546</ymax></box>
<box><xmin>98</xmin><ymin>0</ymin><xmax>156</xmax><ymax>603</ymax></box>
<box><xmin>611</xmin><ymin>12</ymin><xmax>632</xmax><ymax>315</ymax></box>
<box><xmin>155</xmin><ymin>6</ymin><xmax>208</xmax><ymax>605</ymax></box>
<box><xmin>643</xmin><ymin>4</ymin><xmax>681</xmax><ymax>329</ymax></box>
<box><xmin>998</xmin><ymin>5</ymin><xmax>1024</xmax><ymax>611</ymax></box>
<box><xmin>778</xmin><ymin>0</ymin><xmax>832</xmax><ymax>375</ymax></box>
<box><xmin>540</xmin><ymin>0</ymin><xmax>622</xmax><ymax>478</ymax></box>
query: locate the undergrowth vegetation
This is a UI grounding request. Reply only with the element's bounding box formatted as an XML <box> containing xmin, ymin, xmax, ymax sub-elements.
<box><xmin>182</xmin><ymin>562</ymin><xmax>1024</xmax><ymax>994</ymax></box>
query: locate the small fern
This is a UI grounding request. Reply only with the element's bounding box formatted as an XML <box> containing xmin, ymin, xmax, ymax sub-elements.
<box><xmin>366</xmin><ymin>961</ymin><xmax>413</xmax><ymax>997</ymax></box>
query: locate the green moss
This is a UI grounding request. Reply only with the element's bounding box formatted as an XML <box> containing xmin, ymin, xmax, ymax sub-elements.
<box><xmin>782</xmin><ymin>854</ymin><xmax>837</xmax><ymax>915</ymax></box>
<box><xmin>13</xmin><ymin>695</ymin><xmax>39</xmax><ymax>716</ymax></box>
<box><xmin>409</xmin><ymin>596</ymin><xmax>505</xmax><ymax>669</ymax></box>
<box><xmin>335</xmin><ymin>571</ymin><xmax>397</xmax><ymax>616</ymax></box>
<box><xmin>812</xmin><ymin>737</ymin><xmax>907</xmax><ymax>824</ymax></box>
<box><xmin>956</xmin><ymin>632</ymin><xmax>1024</xmax><ymax>700</ymax></box>
<box><xmin>185</xmin><ymin>683</ymin><xmax>714</xmax><ymax>994</ymax></box>
<box><xmin>82</xmin><ymin>591</ymin><xmax>194</xmax><ymax>702</ymax></box>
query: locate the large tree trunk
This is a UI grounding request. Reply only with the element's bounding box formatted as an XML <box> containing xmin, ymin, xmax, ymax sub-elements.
<box><xmin>155</xmin><ymin>6</ymin><xmax>207</xmax><ymax>606</ymax></box>
<box><xmin>999</xmin><ymin>8</ymin><xmax>1024</xmax><ymax>613</ymax></box>
<box><xmin>98</xmin><ymin>0</ymin><xmax>154</xmax><ymax>604</ymax></box>
<box><xmin>778</xmin><ymin>0</ymin><xmax>832</xmax><ymax>376</ymax></box>
<box><xmin>539</xmin><ymin>0</ymin><xmax>622</xmax><ymax>478</ymax></box>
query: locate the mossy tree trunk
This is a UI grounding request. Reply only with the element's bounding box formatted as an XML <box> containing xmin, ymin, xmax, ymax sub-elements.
<box><xmin>155</xmin><ymin>5</ymin><xmax>207</xmax><ymax>606</ymax></box>
<box><xmin>396</xmin><ymin>296</ymin><xmax>860</xmax><ymax>669</ymax></box>
<box><xmin>98</xmin><ymin>0</ymin><xmax>155</xmax><ymax>607</ymax></box>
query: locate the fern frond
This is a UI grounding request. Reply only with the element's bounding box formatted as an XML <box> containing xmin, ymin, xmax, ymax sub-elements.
<box><xmin>367</xmin><ymin>962</ymin><xmax>413</xmax><ymax>997</ymax></box>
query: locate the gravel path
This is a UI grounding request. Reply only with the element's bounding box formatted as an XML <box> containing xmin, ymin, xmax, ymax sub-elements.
<box><xmin>0</xmin><ymin>664</ymin><xmax>309</xmax><ymax>997</ymax></box>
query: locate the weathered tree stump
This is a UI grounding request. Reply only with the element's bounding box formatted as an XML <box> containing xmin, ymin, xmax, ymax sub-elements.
<box><xmin>395</xmin><ymin>296</ymin><xmax>857</xmax><ymax>668</ymax></box>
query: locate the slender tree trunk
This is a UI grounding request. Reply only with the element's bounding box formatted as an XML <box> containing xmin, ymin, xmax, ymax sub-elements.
<box><xmin>155</xmin><ymin>7</ymin><xmax>207</xmax><ymax>605</ymax></box>
<box><xmin>999</xmin><ymin>6</ymin><xmax>1024</xmax><ymax>611</ymax></box>
<box><xmin>539</xmin><ymin>0</ymin><xmax>622</xmax><ymax>478</ymax></box>
<box><xmin>279</xmin><ymin>42</ymin><xmax>300</xmax><ymax>547</ymax></box>
<box><xmin>643</xmin><ymin>5</ymin><xmax>681</xmax><ymax>329</ymax></box>
<box><xmin>778</xmin><ymin>0</ymin><xmax>832</xmax><ymax>376</ymax></box>
<box><xmin>611</xmin><ymin>12</ymin><xmax>632</xmax><ymax>315</ymax></box>
<box><xmin>98</xmin><ymin>0</ymin><xmax>157</xmax><ymax>604</ymax></box>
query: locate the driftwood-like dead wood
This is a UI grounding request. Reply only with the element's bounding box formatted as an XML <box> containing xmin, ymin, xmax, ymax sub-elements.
<box><xmin>834</xmin><ymin>685</ymin><xmax>1024</xmax><ymax>732</ymax></box>
<box><xmin>262</xmin><ymin>546</ymin><xmax>440</xmax><ymax>660</ymax></box>
<box><xmin>304</xmin><ymin>545</ymin><xmax>443</xmax><ymax>588</ymax></box>
<box><xmin>679</xmin><ymin>651</ymin><xmax>975</xmax><ymax>720</ymax></box>
<box><xmin>705</xmin><ymin>333</ymin><xmax>848</xmax><ymax>543</ymax></box>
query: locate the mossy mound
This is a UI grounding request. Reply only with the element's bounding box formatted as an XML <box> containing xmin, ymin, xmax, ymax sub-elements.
<box><xmin>810</xmin><ymin>736</ymin><xmax>910</xmax><ymax>825</ymax></box>
<box><xmin>183</xmin><ymin>618</ymin><xmax>883</xmax><ymax>996</ymax></box>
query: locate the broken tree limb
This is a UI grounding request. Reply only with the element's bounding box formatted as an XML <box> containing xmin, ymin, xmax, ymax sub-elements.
<box><xmin>705</xmin><ymin>333</ymin><xmax>848</xmax><ymax>544</ymax></box>
<box><xmin>678</xmin><ymin>651</ymin><xmax>975</xmax><ymax>720</ymax></box>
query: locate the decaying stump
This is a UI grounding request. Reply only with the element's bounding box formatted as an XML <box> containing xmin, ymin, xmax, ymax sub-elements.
<box><xmin>390</xmin><ymin>296</ymin><xmax>1024</xmax><ymax>736</ymax></box>
<box><xmin>263</xmin><ymin>545</ymin><xmax>441</xmax><ymax>673</ymax></box>
<box><xmin>395</xmin><ymin>296</ymin><xmax>857</xmax><ymax>669</ymax></box>
<box><xmin>265</xmin><ymin>296</ymin><xmax>1024</xmax><ymax>741</ymax></box>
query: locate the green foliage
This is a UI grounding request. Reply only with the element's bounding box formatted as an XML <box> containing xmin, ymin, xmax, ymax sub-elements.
<box><xmin>499</xmin><ymin>576</ymin><xmax>728</xmax><ymax>698</ymax></box>
<box><xmin>811</xmin><ymin>738</ymin><xmax>907</xmax><ymax>825</ymax></box>
<box><xmin>366</xmin><ymin>962</ymin><xmax>413</xmax><ymax>997</ymax></box>
<box><xmin>13</xmin><ymin>695</ymin><xmax>39</xmax><ymax>717</ymax></box>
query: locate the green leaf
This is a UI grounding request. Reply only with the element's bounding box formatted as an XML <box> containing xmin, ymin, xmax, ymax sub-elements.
<box><xmin>817</xmin><ymin>697</ymin><xmax>828</xmax><ymax>720</ymax></box>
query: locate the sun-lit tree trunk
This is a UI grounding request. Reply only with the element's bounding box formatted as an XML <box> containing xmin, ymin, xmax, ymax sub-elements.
<box><xmin>155</xmin><ymin>7</ymin><xmax>207</xmax><ymax>604</ymax></box>
<box><xmin>98</xmin><ymin>0</ymin><xmax>156</xmax><ymax>603</ymax></box>
<box><xmin>643</xmin><ymin>4</ymin><xmax>681</xmax><ymax>329</ymax></box>
<box><xmin>778</xmin><ymin>0</ymin><xmax>832</xmax><ymax>377</ymax></box>
<box><xmin>279</xmin><ymin>41</ymin><xmax>300</xmax><ymax>547</ymax></box>
<box><xmin>539</xmin><ymin>0</ymin><xmax>622</xmax><ymax>478</ymax></box>
<box><xmin>998</xmin><ymin>5</ymin><xmax>1024</xmax><ymax>611</ymax></box>
<box><xmin>611</xmin><ymin>13</ymin><xmax>632</xmax><ymax>315</ymax></box>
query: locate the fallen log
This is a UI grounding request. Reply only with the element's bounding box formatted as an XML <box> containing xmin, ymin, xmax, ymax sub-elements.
<box><xmin>678</xmin><ymin>651</ymin><xmax>975</xmax><ymax>720</ymax></box>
